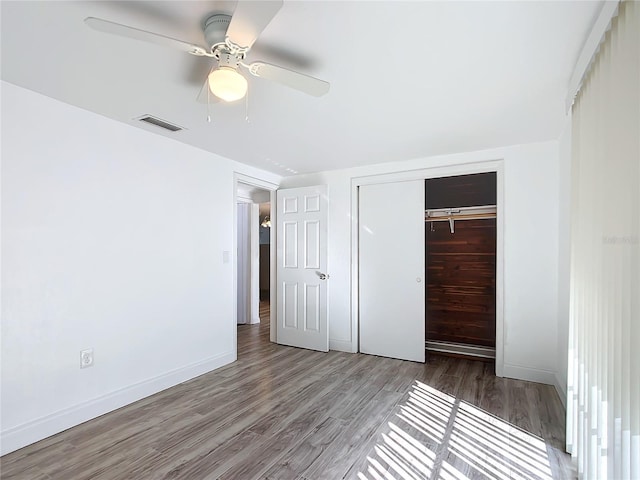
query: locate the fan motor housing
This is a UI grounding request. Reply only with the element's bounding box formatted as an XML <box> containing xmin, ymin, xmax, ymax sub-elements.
<box><xmin>203</xmin><ymin>14</ymin><xmax>231</xmax><ymax>52</ymax></box>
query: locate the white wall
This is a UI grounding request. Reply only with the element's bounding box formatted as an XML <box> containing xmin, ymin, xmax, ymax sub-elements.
<box><xmin>249</xmin><ymin>204</ymin><xmax>261</xmax><ymax>325</ymax></box>
<box><xmin>0</xmin><ymin>82</ymin><xmax>280</xmax><ymax>454</ymax></box>
<box><xmin>280</xmin><ymin>141</ymin><xmax>562</xmax><ymax>385</ymax></box>
<box><xmin>236</xmin><ymin>203</ymin><xmax>250</xmax><ymax>325</ymax></box>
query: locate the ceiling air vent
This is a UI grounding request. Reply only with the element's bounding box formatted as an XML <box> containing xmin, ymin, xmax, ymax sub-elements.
<box><xmin>136</xmin><ymin>115</ymin><xmax>184</xmax><ymax>132</ymax></box>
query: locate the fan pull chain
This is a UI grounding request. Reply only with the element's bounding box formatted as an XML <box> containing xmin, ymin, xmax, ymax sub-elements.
<box><xmin>207</xmin><ymin>85</ymin><xmax>212</xmax><ymax>123</ymax></box>
<box><xmin>244</xmin><ymin>88</ymin><xmax>250</xmax><ymax>123</ymax></box>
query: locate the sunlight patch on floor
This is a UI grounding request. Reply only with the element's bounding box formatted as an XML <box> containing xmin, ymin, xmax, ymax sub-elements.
<box><xmin>358</xmin><ymin>381</ymin><xmax>554</xmax><ymax>480</ymax></box>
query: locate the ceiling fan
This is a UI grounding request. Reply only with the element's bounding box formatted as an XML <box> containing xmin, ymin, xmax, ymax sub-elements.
<box><xmin>85</xmin><ymin>1</ymin><xmax>330</xmax><ymax>103</ymax></box>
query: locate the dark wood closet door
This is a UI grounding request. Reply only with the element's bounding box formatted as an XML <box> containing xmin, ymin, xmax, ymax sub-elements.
<box><xmin>426</xmin><ymin>218</ymin><xmax>496</xmax><ymax>347</ymax></box>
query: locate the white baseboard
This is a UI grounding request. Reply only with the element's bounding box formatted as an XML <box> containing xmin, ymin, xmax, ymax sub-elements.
<box><xmin>554</xmin><ymin>372</ymin><xmax>567</xmax><ymax>409</ymax></box>
<box><xmin>0</xmin><ymin>351</ymin><xmax>235</xmax><ymax>456</ymax></box>
<box><xmin>502</xmin><ymin>363</ymin><xmax>558</xmax><ymax>386</ymax></box>
<box><xmin>329</xmin><ymin>338</ymin><xmax>353</xmax><ymax>353</ymax></box>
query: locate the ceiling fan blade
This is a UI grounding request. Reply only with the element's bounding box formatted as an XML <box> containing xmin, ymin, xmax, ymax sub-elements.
<box><xmin>246</xmin><ymin>62</ymin><xmax>330</xmax><ymax>97</ymax></box>
<box><xmin>226</xmin><ymin>1</ymin><xmax>283</xmax><ymax>50</ymax></box>
<box><xmin>85</xmin><ymin>17</ymin><xmax>210</xmax><ymax>56</ymax></box>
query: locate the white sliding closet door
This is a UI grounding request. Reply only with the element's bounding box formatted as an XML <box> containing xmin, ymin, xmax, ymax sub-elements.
<box><xmin>359</xmin><ymin>180</ymin><xmax>425</xmax><ymax>362</ymax></box>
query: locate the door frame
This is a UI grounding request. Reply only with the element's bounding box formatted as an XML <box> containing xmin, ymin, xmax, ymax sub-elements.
<box><xmin>233</xmin><ymin>173</ymin><xmax>279</xmax><ymax>354</ymax></box>
<box><xmin>350</xmin><ymin>159</ymin><xmax>505</xmax><ymax>377</ymax></box>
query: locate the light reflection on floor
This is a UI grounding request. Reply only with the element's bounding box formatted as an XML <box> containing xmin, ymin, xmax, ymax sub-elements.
<box><xmin>358</xmin><ymin>381</ymin><xmax>555</xmax><ymax>480</ymax></box>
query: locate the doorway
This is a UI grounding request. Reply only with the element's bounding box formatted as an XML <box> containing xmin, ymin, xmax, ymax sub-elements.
<box><xmin>234</xmin><ymin>174</ymin><xmax>278</xmax><ymax>355</ymax></box>
<box><xmin>236</xmin><ymin>200</ymin><xmax>272</xmax><ymax>326</ymax></box>
<box><xmin>425</xmin><ymin>173</ymin><xmax>497</xmax><ymax>360</ymax></box>
<box><xmin>258</xmin><ymin>202</ymin><xmax>271</xmax><ymax>323</ymax></box>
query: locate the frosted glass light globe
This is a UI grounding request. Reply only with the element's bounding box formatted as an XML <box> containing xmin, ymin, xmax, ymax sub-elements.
<box><xmin>208</xmin><ymin>67</ymin><xmax>248</xmax><ymax>102</ymax></box>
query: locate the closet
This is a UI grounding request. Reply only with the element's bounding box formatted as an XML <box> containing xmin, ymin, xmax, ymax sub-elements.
<box><xmin>358</xmin><ymin>172</ymin><xmax>497</xmax><ymax>363</ymax></box>
<box><xmin>425</xmin><ymin>173</ymin><xmax>497</xmax><ymax>359</ymax></box>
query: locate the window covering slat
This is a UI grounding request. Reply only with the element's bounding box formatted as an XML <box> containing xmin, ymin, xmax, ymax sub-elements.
<box><xmin>567</xmin><ymin>1</ymin><xmax>639</xmax><ymax>478</ymax></box>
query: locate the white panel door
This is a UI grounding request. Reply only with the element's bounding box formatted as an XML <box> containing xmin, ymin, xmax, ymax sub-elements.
<box><xmin>359</xmin><ymin>180</ymin><xmax>425</xmax><ymax>362</ymax></box>
<box><xmin>276</xmin><ymin>185</ymin><xmax>328</xmax><ymax>352</ymax></box>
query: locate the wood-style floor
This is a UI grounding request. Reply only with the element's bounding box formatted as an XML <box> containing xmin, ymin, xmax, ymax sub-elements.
<box><xmin>1</xmin><ymin>304</ymin><xmax>573</xmax><ymax>479</ymax></box>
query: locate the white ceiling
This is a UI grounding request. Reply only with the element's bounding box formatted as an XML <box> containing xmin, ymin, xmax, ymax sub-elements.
<box><xmin>1</xmin><ymin>1</ymin><xmax>602</xmax><ymax>176</ymax></box>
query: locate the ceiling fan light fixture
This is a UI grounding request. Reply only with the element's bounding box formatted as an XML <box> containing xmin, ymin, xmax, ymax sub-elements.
<box><xmin>208</xmin><ymin>67</ymin><xmax>248</xmax><ymax>102</ymax></box>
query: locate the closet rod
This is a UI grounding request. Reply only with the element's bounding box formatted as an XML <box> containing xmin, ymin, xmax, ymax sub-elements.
<box><xmin>425</xmin><ymin>205</ymin><xmax>496</xmax><ymax>220</ymax></box>
<box><xmin>424</xmin><ymin>213</ymin><xmax>496</xmax><ymax>222</ymax></box>
<box><xmin>425</xmin><ymin>205</ymin><xmax>496</xmax><ymax>233</ymax></box>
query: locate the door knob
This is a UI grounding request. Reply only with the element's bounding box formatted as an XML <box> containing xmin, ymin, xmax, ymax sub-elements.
<box><xmin>319</xmin><ymin>272</ymin><xmax>329</xmax><ymax>280</ymax></box>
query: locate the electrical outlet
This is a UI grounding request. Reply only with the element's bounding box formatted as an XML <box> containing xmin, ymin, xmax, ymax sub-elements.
<box><xmin>80</xmin><ymin>348</ymin><xmax>94</xmax><ymax>369</ymax></box>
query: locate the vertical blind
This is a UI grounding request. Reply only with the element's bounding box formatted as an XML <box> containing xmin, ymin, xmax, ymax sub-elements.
<box><xmin>567</xmin><ymin>1</ymin><xmax>639</xmax><ymax>479</ymax></box>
